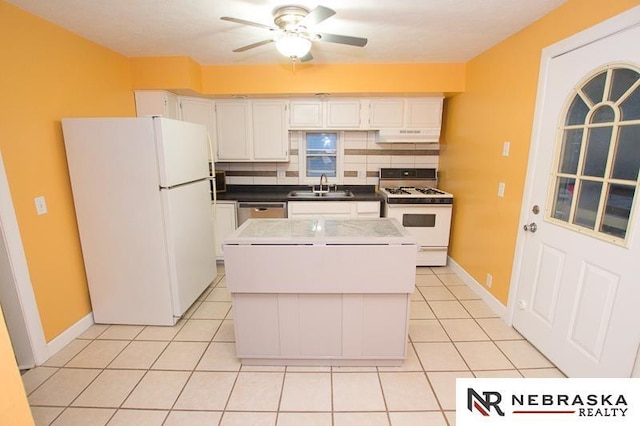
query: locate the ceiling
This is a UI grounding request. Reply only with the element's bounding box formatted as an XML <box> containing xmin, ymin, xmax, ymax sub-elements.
<box><xmin>7</xmin><ymin>0</ymin><xmax>567</xmax><ymax>65</ymax></box>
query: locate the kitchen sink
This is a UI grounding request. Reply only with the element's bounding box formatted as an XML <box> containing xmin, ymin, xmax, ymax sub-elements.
<box><xmin>287</xmin><ymin>190</ymin><xmax>355</xmax><ymax>199</ymax></box>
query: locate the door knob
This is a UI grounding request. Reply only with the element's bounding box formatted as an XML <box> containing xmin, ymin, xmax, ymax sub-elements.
<box><xmin>523</xmin><ymin>222</ymin><xmax>537</xmax><ymax>233</ymax></box>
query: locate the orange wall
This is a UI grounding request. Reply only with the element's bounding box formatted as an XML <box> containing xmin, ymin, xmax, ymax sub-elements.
<box><xmin>0</xmin><ymin>1</ymin><xmax>135</xmax><ymax>341</ymax></box>
<box><xmin>440</xmin><ymin>0</ymin><xmax>638</xmax><ymax>304</ymax></box>
<box><xmin>0</xmin><ymin>308</ymin><xmax>33</xmax><ymax>425</ymax></box>
<box><xmin>130</xmin><ymin>60</ymin><xmax>466</xmax><ymax>96</ymax></box>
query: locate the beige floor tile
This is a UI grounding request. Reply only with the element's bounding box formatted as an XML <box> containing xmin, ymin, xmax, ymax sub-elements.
<box><xmin>206</xmin><ymin>287</ymin><xmax>232</xmax><ymax>302</ymax></box>
<box><xmin>415</xmin><ymin>274</ymin><xmax>444</xmax><ymax>287</ymax></box>
<box><xmin>476</xmin><ymin>318</ymin><xmax>523</xmax><ymax>340</ymax></box>
<box><xmin>183</xmin><ymin>301</ymin><xmax>201</xmax><ymax>319</ymax></box>
<box><xmin>277</xmin><ymin>412</ymin><xmax>332</xmax><ymax>426</ymax></box>
<box><xmin>122</xmin><ymin>370</ymin><xmax>190</xmax><ymax>409</ymax></box>
<box><xmin>21</xmin><ymin>366</ymin><xmax>59</xmax><ymax>395</ymax></box>
<box><xmin>388</xmin><ymin>412</ymin><xmax>448</xmax><ymax>426</ymax></box>
<box><xmin>379</xmin><ymin>372</ymin><xmax>439</xmax><ymax>410</ymax></box>
<box><xmin>418</xmin><ymin>286</ymin><xmax>456</xmax><ymax>301</ymax></box>
<box><xmin>108</xmin><ymin>341</ymin><xmax>167</xmax><ymax>369</ymax></box>
<box><xmin>333</xmin><ymin>412</ymin><xmax>389</xmax><ymax>426</ymax></box>
<box><xmin>455</xmin><ymin>341</ymin><xmax>513</xmax><ymax>370</ymax></box>
<box><xmin>164</xmin><ymin>410</ymin><xmax>223</xmax><ymax>426</ymax></box>
<box><xmin>220</xmin><ymin>412</ymin><xmax>277</xmax><ymax>426</ymax></box>
<box><xmin>151</xmin><ymin>341</ymin><xmax>208</xmax><ymax>370</ymax></box>
<box><xmin>332</xmin><ymin>366</ymin><xmax>377</xmax><ymax>372</ymax></box>
<box><xmin>285</xmin><ymin>366</ymin><xmax>331</xmax><ymax>372</ymax></box>
<box><xmin>51</xmin><ymin>407</ymin><xmax>115</xmax><ymax>426</ymax></box>
<box><xmin>409</xmin><ymin>320</ymin><xmax>450</xmax><ymax>342</ymax></box>
<box><xmin>332</xmin><ymin>372</ymin><xmax>386</xmax><ymax>411</ymax></box>
<box><xmin>427</xmin><ymin>371</ymin><xmax>473</xmax><ymax>410</ymax></box>
<box><xmin>213</xmin><ymin>320</ymin><xmax>236</xmax><ymax>342</ymax></box>
<box><xmin>107</xmin><ymin>409</ymin><xmax>168</xmax><ymax>425</ymax></box>
<box><xmin>215</xmin><ymin>276</ymin><xmax>226</xmax><ymax>287</ymax></box>
<box><xmin>226</xmin><ymin>372</ymin><xmax>284</xmax><ymax>411</ymax></box>
<box><xmin>97</xmin><ymin>325</ymin><xmax>144</xmax><ymax>340</ymax></box>
<box><xmin>430</xmin><ymin>266</ymin><xmax>456</xmax><ymax>275</ymax></box>
<box><xmin>437</xmin><ymin>273</ymin><xmax>466</xmax><ymax>286</ymax></box>
<box><xmin>519</xmin><ymin>368</ymin><xmax>565</xmax><ymax>378</ymax></box>
<box><xmin>135</xmin><ymin>321</ymin><xmax>185</xmax><ymax>341</ymax></box>
<box><xmin>174</xmin><ymin>319</ymin><xmax>222</xmax><ymax>341</ymax></box>
<box><xmin>279</xmin><ymin>372</ymin><xmax>331</xmax><ymax>411</ymax></box>
<box><xmin>197</xmin><ymin>287</ymin><xmax>213</xmax><ymax>302</ymax></box>
<box><xmin>410</xmin><ymin>290</ymin><xmax>425</xmax><ymax>302</ymax></box>
<box><xmin>191</xmin><ymin>301</ymin><xmax>232</xmax><ymax>319</ymax></box>
<box><xmin>66</xmin><ymin>340</ymin><xmax>129</xmax><ymax>368</ymax></box>
<box><xmin>72</xmin><ymin>369</ymin><xmax>145</xmax><ymax>408</ymax></box>
<box><xmin>495</xmin><ymin>340</ymin><xmax>554</xmax><ymax>369</ymax></box>
<box><xmin>416</xmin><ymin>266</ymin><xmax>435</xmax><ymax>275</ymax></box>
<box><xmin>378</xmin><ymin>344</ymin><xmax>423</xmax><ymax>372</ymax></box>
<box><xmin>28</xmin><ymin>368</ymin><xmax>101</xmax><ymax>406</ymax></box>
<box><xmin>410</xmin><ymin>301</ymin><xmax>436</xmax><ymax>319</ymax></box>
<box><xmin>77</xmin><ymin>324</ymin><xmax>110</xmax><ymax>340</ymax></box>
<box><xmin>473</xmin><ymin>369</ymin><xmax>522</xmax><ymax>378</ymax></box>
<box><xmin>174</xmin><ymin>371</ymin><xmax>237</xmax><ymax>410</ymax></box>
<box><xmin>448</xmin><ymin>285</ymin><xmax>481</xmax><ymax>300</ymax></box>
<box><xmin>242</xmin><ymin>365</ymin><xmax>286</xmax><ymax>372</ymax></box>
<box><xmin>440</xmin><ymin>319</ymin><xmax>489</xmax><ymax>341</ymax></box>
<box><xmin>43</xmin><ymin>340</ymin><xmax>90</xmax><ymax>367</ymax></box>
<box><xmin>460</xmin><ymin>300</ymin><xmax>498</xmax><ymax>318</ymax></box>
<box><xmin>444</xmin><ymin>411</ymin><xmax>456</xmax><ymax>426</ymax></box>
<box><xmin>30</xmin><ymin>406</ymin><xmax>64</xmax><ymax>426</ymax></box>
<box><xmin>414</xmin><ymin>342</ymin><xmax>468</xmax><ymax>371</ymax></box>
<box><xmin>428</xmin><ymin>301</ymin><xmax>471</xmax><ymax>319</ymax></box>
<box><xmin>196</xmin><ymin>342</ymin><xmax>241</xmax><ymax>371</ymax></box>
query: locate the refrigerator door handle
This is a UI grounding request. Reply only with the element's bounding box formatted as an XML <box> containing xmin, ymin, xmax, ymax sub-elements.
<box><xmin>159</xmin><ymin>178</ymin><xmax>210</xmax><ymax>191</ymax></box>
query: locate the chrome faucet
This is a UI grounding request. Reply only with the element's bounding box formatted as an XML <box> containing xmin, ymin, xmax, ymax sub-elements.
<box><xmin>318</xmin><ymin>173</ymin><xmax>328</xmax><ymax>193</ymax></box>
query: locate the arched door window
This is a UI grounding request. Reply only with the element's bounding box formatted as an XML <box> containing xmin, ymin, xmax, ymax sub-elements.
<box><xmin>549</xmin><ymin>65</ymin><xmax>640</xmax><ymax>245</ymax></box>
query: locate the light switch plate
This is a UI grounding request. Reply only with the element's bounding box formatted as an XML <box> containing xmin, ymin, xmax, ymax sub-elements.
<box><xmin>34</xmin><ymin>196</ymin><xmax>47</xmax><ymax>215</ymax></box>
<box><xmin>502</xmin><ymin>141</ymin><xmax>511</xmax><ymax>157</ymax></box>
<box><xmin>497</xmin><ymin>182</ymin><xmax>506</xmax><ymax>197</ymax></box>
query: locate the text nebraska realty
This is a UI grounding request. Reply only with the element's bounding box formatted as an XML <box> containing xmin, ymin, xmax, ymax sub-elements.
<box><xmin>470</xmin><ymin>389</ymin><xmax>629</xmax><ymax>417</ymax></box>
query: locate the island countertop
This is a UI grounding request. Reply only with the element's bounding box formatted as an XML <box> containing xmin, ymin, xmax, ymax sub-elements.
<box><xmin>224</xmin><ymin>217</ymin><xmax>416</xmax><ymax>246</ymax></box>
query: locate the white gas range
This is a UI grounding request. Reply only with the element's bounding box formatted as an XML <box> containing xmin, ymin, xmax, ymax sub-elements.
<box><xmin>379</xmin><ymin>168</ymin><xmax>453</xmax><ymax>266</ymax></box>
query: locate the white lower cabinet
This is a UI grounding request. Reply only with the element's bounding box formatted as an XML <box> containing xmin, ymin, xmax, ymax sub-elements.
<box><xmin>287</xmin><ymin>201</ymin><xmax>380</xmax><ymax>218</ymax></box>
<box><xmin>213</xmin><ymin>201</ymin><xmax>237</xmax><ymax>259</ymax></box>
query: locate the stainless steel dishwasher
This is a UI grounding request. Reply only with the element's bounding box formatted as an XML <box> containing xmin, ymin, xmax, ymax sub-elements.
<box><xmin>237</xmin><ymin>202</ymin><xmax>287</xmax><ymax>226</ymax></box>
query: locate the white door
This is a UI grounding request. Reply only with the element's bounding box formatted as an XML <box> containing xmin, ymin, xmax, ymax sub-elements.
<box><xmin>512</xmin><ymin>12</ymin><xmax>640</xmax><ymax>377</ymax></box>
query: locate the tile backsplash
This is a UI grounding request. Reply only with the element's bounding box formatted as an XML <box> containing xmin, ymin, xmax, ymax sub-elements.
<box><xmin>215</xmin><ymin>131</ymin><xmax>439</xmax><ymax>186</ymax></box>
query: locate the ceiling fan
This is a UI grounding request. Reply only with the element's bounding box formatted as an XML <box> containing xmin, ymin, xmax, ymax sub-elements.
<box><xmin>220</xmin><ymin>5</ymin><xmax>368</xmax><ymax>62</ymax></box>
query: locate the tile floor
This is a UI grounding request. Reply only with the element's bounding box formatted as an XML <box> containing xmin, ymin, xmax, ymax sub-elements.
<box><xmin>22</xmin><ymin>265</ymin><xmax>563</xmax><ymax>426</ymax></box>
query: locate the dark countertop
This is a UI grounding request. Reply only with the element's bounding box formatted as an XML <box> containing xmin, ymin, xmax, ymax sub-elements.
<box><xmin>215</xmin><ymin>185</ymin><xmax>384</xmax><ymax>203</ymax></box>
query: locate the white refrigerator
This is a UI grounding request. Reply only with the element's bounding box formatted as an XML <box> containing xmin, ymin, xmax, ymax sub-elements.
<box><xmin>62</xmin><ymin>117</ymin><xmax>217</xmax><ymax>325</ymax></box>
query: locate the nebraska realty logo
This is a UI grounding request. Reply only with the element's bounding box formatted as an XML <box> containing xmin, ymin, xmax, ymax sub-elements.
<box><xmin>456</xmin><ymin>378</ymin><xmax>640</xmax><ymax>425</ymax></box>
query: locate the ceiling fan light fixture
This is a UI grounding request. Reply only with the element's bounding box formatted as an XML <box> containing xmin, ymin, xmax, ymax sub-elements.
<box><xmin>275</xmin><ymin>34</ymin><xmax>311</xmax><ymax>59</ymax></box>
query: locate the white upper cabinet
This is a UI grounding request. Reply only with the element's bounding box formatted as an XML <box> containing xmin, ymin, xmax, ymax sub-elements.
<box><xmin>290</xmin><ymin>99</ymin><xmax>364</xmax><ymax>129</ymax></box>
<box><xmin>215</xmin><ymin>100</ymin><xmax>289</xmax><ymax>162</ymax></box>
<box><xmin>134</xmin><ymin>90</ymin><xmax>179</xmax><ymax>119</ymax></box>
<box><xmin>178</xmin><ymin>96</ymin><xmax>216</xmax><ymax>161</ymax></box>
<box><xmin>368</xmin><ymin>97</ymin><xmax>442</xmax><ymax>129</ymax></box>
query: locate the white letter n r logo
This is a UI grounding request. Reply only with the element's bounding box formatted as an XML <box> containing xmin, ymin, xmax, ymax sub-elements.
<box><xmin>467</xmin><ymin>388</ymin><xmax>505</xmax><ymax>416</ymax></box>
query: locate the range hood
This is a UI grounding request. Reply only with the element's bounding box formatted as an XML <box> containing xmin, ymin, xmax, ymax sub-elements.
<box><xmin>376</xmin><ymin>128</ymin><xmax>440</xmax><ymax>143</ymax></box>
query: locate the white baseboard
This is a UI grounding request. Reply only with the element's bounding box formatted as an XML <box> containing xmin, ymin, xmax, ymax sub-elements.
<box><xmin>44</xmin><ymin>312</ymin><xmax>94</xmax><ymax>362</ymax></box>
<box><xmin>446</xmin><ymin>257</ymin><xmax>509</xmax><ymax>322</ymax></box>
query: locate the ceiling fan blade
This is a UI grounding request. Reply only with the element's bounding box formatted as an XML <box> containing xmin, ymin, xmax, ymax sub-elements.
<box><xmin>299</xmin><ymin>52</ymin><xmax>314</xmax><ymax>62</ymax></box>
<box><xmin>316</xmin><ymin>32</ymin><xmax>368</xmax><ymax>47</ymax></box>
<box><xmin>232</xmin><ymin>39</ymin><xmax>274</xmax><ymax>52</ymax></box>
<box><xmin>299</xmin><ymin>6</ymin><xmax>336</xmax><ymax>27</ymax></box>
<box><xmin>220</xmin><ymin>16</ymin><xmax>274</xmax><ymax>30</ymax></box>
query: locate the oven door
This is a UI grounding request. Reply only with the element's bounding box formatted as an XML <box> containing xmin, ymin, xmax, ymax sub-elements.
<box><xmin>385</xmin><ymin>203</ymin><xmax>452</xmax><ymax>265</ymax></box>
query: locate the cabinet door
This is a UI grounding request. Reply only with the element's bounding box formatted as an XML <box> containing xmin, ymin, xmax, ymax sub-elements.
<box><xmin>214</xmin><ymin>202</ymin><xmax>237</xmax><ymax>259</ymax></box>
<box><xmin>215</xmin><ymin>102</ymin><xmax>251</xmax><ymax>161</ymax></box>
<box><xmin>326</xmin><ymin>101</ymin><xmax>361</xmax><ymax>128</ymax></box>
<box><xmin>252</xmin><ymin>101</ymin><xmax>289</xmax><ymax>161</ymax></box>
<box><xmin>405</xmin><ymin>98</ymin><xmax>443</xmax><ymax>128</ymax></box>
<box><xmin>356</xmin><ymin>201</ymin><xmax>381</xmax><ymax>217</ymax></box>
<box><xmin>179</xmin><ymin>97</ymin><xmax>216</xmax><ymax>161</ymax></box>
<box><xmin>289</xmin><ymin>101</ymin><xmax>323</xmax><ymax>128</ymax></box>
<box><xmin>288</xmin><ymin>201</ymin><xmax>354</xmax><ymax>218</ymax></box>
<box><xmin>134</xmin><ymin>90</ymin><xmax>179</xmax><ymax>119</ymax></box>
<box><xmin>369</xmin><ymin>99</ymin><xmax>404</xmax><ymax>128</ymax></box>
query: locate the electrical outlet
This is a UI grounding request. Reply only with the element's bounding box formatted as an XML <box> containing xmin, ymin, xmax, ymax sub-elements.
<box><xmin>34</xmin><ymin>196</ymin><xmax>47</xmax><ymax>215</ymax></box>
<box><xmin>502</xmin><ymin>141</ymin><xmax>511</xmax><ymax>157</ymax></box>
<box><xmin>497</xmin><ymin>182</ymin><xmax>506</xmax><ymax>197</ymax></box>
<box><xmin>486</xmin><ymin>273</ymin><xmax>493</xmax><ymax>288</ymax></box>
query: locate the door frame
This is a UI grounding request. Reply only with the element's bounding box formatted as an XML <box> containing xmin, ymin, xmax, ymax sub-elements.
<box><xmin>507</xmin><ymin>6</ymin><xmax>640</xmax><ymax>375</ymax></box>
<box><xmin>0</xmin><ymin>149</ymin><xmax>48</xmax><ymax>365</ymax></box>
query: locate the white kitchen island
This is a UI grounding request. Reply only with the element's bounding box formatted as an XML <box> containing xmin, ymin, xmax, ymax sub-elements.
<box><xmin>223</xmin><ymin>218</ymin><xmax>417</xmax><ymax>366</ymax></box>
